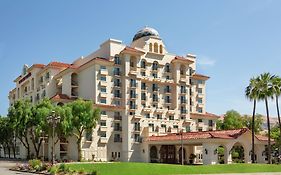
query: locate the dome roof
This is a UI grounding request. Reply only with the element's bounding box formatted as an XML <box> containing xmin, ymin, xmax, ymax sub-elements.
<box><xmin>132</xmin><ymin>27</ymin><xmax>160</xmax><ymax>41</ymax></box>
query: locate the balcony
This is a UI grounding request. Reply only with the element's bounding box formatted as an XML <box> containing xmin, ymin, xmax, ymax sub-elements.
<box><xmin>132</xmin><ymin>115</ymin><xmax>142</xmax><ymax>120</ymax></box>
<box><xmin>100</xmin><ymin>126</ymin><xmax>107</xmax><ymax>132</ymax></box>
<box><xmin>113</xmin><ymin>93</ymin><xmax>122</xmax><ymax>99</ymax></box>
<box><xmin>143</xmin><ymin>106</ymin><xmax>152</xmax><ymax>112</ymax></box>
<box><xmin>166</xmin><ymin>79</ymin><xmax>174</xmax><ymax>84</ymax></box>
<box><xmin>179</xmin><ymin>77</ymin><xmax>187</xmax><ymax>82</ymax></box>
<box><xmin>99</xmin><ymin>69</ymin><xmax>108</xmax><ymax>75</ymax></box>
<box><xmin>170</xmin><ymin>128</ymin><xmax>179</xmax><ymax>133</ymax></box>
<box><xmin>158</xmin><ymin>127</ymin><xmax>166</xmax><ymax>133</ymax></box>
<box><xmin>100</xmin><ymin>81</ymin><xmax>107</xmax><ymax>87</ymax></box>
<box><xmin>113</xmin><ymin>83</ymin><xmax>121</xmax><ymax>88</ymax></box>
<box><xmin>167</xmin><ymin>109</ymin><xmax>175</xmax><ymax>115</ymax></box>
<box><xmin>100</xmin><ymin>92</ymin><xmax>107</xmax><ymax>98</ymax></box>
<box><xmin>129</xmin><ymin>68</ymin><xmax>137</xmax><ymax>75</ymax></box>
<box><xmin>114</xmin><ymin>115</ymin><xmax>122</xmax><ymax>121</ymax></box>
<box><xmin>100</xmin><ymin>137</ymin><xmax>108</xmax><ymax>144</ymax></box>
<box><xmin>100</xmin><ymin>115</ymin><xmax>107</xmax><ymax>121</ymax></box>
<box><xmin>155</xmin><ymin>108</ymin><xmax>164</xmax><ymax>114</ymax></box>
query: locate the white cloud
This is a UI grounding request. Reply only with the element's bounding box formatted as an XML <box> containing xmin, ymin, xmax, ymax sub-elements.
<box><xmin>197</xmin><ymin>56</ymin><xmax>216</xmax><ymax>67</ymax></box>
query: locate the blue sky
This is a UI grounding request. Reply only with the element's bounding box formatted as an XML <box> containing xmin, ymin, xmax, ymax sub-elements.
<box><xmin>0</xmin><ymin>0</ymin><xmax>281</xmax><ymax>117</ymax></box>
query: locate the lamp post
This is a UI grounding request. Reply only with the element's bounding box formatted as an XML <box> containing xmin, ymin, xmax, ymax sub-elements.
<box><xmin>177</xmin><ymin>129</ymin><xmax>184</xmax><ymax>165</ymax></box>
<box><xmin>47</xmin><ymin>111</ymin><xmax>60</xmax><ymax>165</ymax></box>
<box><xmin>180</xmin><ymin>129</ymin><xmax>184</xmax><ymax>165</ymax></box>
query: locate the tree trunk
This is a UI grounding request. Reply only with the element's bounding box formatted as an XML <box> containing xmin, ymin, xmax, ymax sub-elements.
<box><xmin>251</xmin><ymin>99</ymin><xmax>256</xmax><ymax>163</ymax></box>
<box><xmin>77</xmin><ymin>138</ymin><xmax>82</xmax><ymax>161</ymax></box>
<box><xmin>24</xmin><ymin>135</ymin><xmax>31</xmax><ymax>159</ymax></box>
<box><xmin>276</xmin><ymin>96</ymin><xmax>281</xmax><ymax>156</ymax></box>
<box><xmin>265</xmin><ymin>98</ymin><xmax>272</xmax><ymax>164</ymax></box>
<box><xmin>3</xmin><ymin>147</ymin><xmax>6</xmax><ymax>158</ymax></box>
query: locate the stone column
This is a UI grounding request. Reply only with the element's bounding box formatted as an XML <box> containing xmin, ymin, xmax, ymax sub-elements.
<box><xmin>244</xmin><ymin>145</ymin><xmax>251</xmax><ymax>164</ymax></box>
<box><xmin>256</xmin><ymin>145</ymin><xmax>266</xmax><ymax>164</ymax></box>
<box><xmin>224</xmin><ymin>143</ymin><xmax>234</xmax><ymax>164</ymax></box>
<box><xmin>121</xmin><ymin>54</ymin><xmax>131</xmax><ymax>162</ymax></box>
<box><xmin>202</xmin><ymin>143</ymin><xmax>219</xmax><ymax>165</ymax></box>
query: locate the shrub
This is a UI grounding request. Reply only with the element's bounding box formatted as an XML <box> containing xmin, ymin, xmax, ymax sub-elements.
<box><xmin>58</xmin><ymin>163</ymin><xmax>71</xmax><ymax>173</ymax></box>
<box><xmin>89</xmin><ymin>170</ymin><xmax>98</xmax><ymax>175</ymax></box>
<box><xmin>48</xmin><ymin>166</ymin><xmax>58</xmax><ymax>175</ymax></box>
<box><xmin>28</xmin><ymin>159</ymin><xmax>42</xmax><ymax>171</ymax></box>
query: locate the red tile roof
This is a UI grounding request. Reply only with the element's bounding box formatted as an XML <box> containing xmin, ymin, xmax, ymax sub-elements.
<box><xmin>50</xmin><ymin>93</ymin><xmax>72</xmax><ymax>100</ymax></box>
<box><xmin>47</xmin><ymin>62</ymin><xmax>71</xmax><ymax>68</ymax></box>
<box><xmin>190</xmin><ymin>112</ymin><xmax>220</xmax><ymax>119</ymax></box>
<box><xmin>121</xmin><ymin>46</ymin><xmax>145</xmax><ymax>55</ymax></box>
<box><xmin>172</xmin><ymin>56</ymin><xmax>194</xmax><ymax>64</ymax></box>
<box><xmin>147</xmin><ymin>128</ymin><xmax>250</xmax><ymax>142</ymax></box>
<box><xmin>192</xmin><ymin>73</ymin><xmax>210</xmax><ymax>80</ymax></box>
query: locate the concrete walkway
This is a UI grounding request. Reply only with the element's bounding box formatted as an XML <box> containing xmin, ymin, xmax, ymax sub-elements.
<box><xmin>0</xmin><ymin>159</ymin><xmax>37</xmax><ymax>175</ymax></box>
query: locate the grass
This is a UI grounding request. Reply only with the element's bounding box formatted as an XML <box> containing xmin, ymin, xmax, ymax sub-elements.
<box><xmin>65</xmin><ymin>162</ymin><xmax>281</xmax><ymax>175</ymax></box>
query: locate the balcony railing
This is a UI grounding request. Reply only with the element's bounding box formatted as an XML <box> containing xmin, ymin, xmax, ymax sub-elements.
<box><xmin>114</xmin><ymin>127</ymin><xmax>122</xmax><ymax>132</ymax></box>
<box><xmin>114</xmin><ymin>137</ymin><xmax>122</xmax><ymax>142</ymax></box>
<box><xmin>114</xmin><ymin>115</ymin><xmax>122</xmax><ymax>121</ymax></box>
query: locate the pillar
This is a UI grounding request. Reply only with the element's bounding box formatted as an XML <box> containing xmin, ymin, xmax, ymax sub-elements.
<box><xmin>224</xmin><ymin>143</ymin><xmax>234</xmax><ymax>164</ymax></box>
<box><xmin>202</xmin><ymin>143</ymin><xmax>219</xmax><ymax>165</ymax></box>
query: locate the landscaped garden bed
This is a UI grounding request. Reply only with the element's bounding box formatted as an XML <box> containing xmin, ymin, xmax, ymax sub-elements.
<box><xmin>11</xmin><ymin>160</ymin><xmax>281</xmax><ymax>175</ymax></box>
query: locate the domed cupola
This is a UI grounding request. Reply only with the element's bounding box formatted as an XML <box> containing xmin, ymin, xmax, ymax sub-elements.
<box><xmin>132</xmin><ymin>26</ymin><xmax>160</xmax><ymax>41</ymax></box>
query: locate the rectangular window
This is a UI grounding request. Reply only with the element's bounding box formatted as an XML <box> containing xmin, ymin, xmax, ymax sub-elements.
<box><xmin>45</xmin><ymin>72</ymin><xmax>50</xmax><ymax>79</ymax></box>
<box><xmin>100</xmin><ymin>131</ymin><xmax>106</xmax><ymax>138</ymax></box>
<box><xmin>100</xmin><ymin>121</ymin><xmax>106</xmax><ymax>126</ymax></box>
<box><xmin>198</xmin><ymin>108</ymin><xmax>203</xmax><ymax>113</ymax></box>
<box><xmin>141</xmin><ymin>71</ymin><xmax>146</xmax><ymax>76</ymax></box>
<box><xmin>100</xmin><ymin>65</ymin><xmax>106</xmax><ymax>70</ymax></box>
<box><xmin>208</xmin><ymin>120</ymin><xmax>213</xmax><ymax>127</ymax></box>
<box><xmin>141</xmin><ymin>83</ymin><xmax>146</xmax><ymax>90</ymax></box>
<box><xmin>101</xmin><ymin>111</ymin><xmax>106</xmax><ymax>115</ymax></box>
<box><xmin>169</xmin><ymin>116</ymin><xmax>174</xmax><ymax>120</ymax></box>
<box><xmin>148</xmin><ymin>123</ymin><xmax>154</xmax><ymax>131</ymax></box>
<box><xmin>85</xmin><ymin>131</ymin><xmax>92</xmax><ymax>141</ymax></box>
<box><xmin>141</xmin><ymin>93</ymin><xmax>146</xmax><ymax>101</ymax></box>
<box><xmin>100</xmin><ymin>76</ymin><xmax>106</xmax><ymax>81</ymax></box>
<box><xmin>101</xmin><ymin>87</ymin><xmax>106</xmax><ymax>93</ymax></box>
<box><xmin>100</xmin><ymin>98</ymin><xmax>106</xmax><ymax>104</ymax></box>
<box><xmin>198</xmin><ymin>88</ymin><xmax>203</xmax><ymax>94</ymax></box>
<box><xmin>198</xmin><ymin>119</ymin><xmax>203</xmax><ymax>123</ymax></box>
<box><xmin>198</xmin><ymin>98</ymin><xmax>203</xmax><ymax>104</ymax></box>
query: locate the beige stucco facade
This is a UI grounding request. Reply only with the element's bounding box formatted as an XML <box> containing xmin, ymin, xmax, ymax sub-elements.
<box><xmin>7</xmin><ymin>27</ymin><xmax>269</xmax><ymax>164</ymax></box>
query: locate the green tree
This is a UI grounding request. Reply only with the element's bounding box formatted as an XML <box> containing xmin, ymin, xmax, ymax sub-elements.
<box><xmin>242</xmin><ymin>114</ymin><xmax>263</xmax><ymax>133</ymax></box>
<box><xmin>30</xmin><ymin>99</ymin><xmax>54</xmax><ymax>158</ymax></box>
<box><xmin>246</xmin><ymin>76</ymin><xmax>260</xmax><ymax>163</ymax></box>
<box><xmin>8</xmin><ymin>100</ymin><xmax>33</xmax><ymax>159</ymax></box>
<box><xmin>271</xmin><ymin>76</ymin><xmax>281</xmax><ymax>154</ymax></box>
<box><xmin>256</xmin><ymin>73</ymin><xmax>275</xmax><ymax>164</ymax></box>
<box><xmin>271</xmin><ymin>125</ymin><xmax>281</xmax><ymax>152</ymax></box>
<box><xmin>68</xmin><ymin>99</ymin><xmax>100</xmax><ymax>161</ymax></box>
<box><xmin>0</xmin><ymin>116</ymin><xmax>14</xmax><ymax>158</ymax></box>
<box><xmin>218</xmin><ymin>110</ymin><xmax>244</xmax><ymax>130</ymax></box>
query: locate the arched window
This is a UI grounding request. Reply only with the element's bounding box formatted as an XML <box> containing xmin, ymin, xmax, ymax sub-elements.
<box><xmin>140</xmin><ymin>60</ymin><xmax>146</xmax><ymax>69</ymax></box>
<box><xmin>159</xmin><ymin>45</ymin><xmax>163</xmax><ymax>54</ymax></box>
<box><xmin>152</xmin><ymin>61</ymin><xmax>158</xmax><ymax>70</ymax></box>
<box><xmin>180</xmin><ymin>65</ymin><xmax>186</xmax><ymax>75</ymax></box>
<box><xmin>114</xmin><ymin>54</ymin><xmax>121</xmax><ymax>65</ymax></box>
<box><xmin>165</xmin><ymin>63</ymin><xmax>170</xmax><ymax>72</ymax></box>
<box><xmin>149</xmin><ymin>43</ymin><xmax>153</xmax><ymax>52</ymax></box>
<box><xmin>154</xmin><ymin>43</ymin><xmax>158</xmax><ymax>53</ymax></box>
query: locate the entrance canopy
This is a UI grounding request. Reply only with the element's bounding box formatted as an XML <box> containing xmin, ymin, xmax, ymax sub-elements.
<box><xmin>145</xmin><ymin>128</ymin><xmax>272</xmax><ymax>165</ymax></box>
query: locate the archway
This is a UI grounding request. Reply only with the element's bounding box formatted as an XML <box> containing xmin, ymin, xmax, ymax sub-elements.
<box><xmin>217</xmin><ymin>145</ymin><xmax>226</xmax><ymax>164</ymax></box>
<box><xmin>150</xmin><ymin>146</ymin><xmax>158</xmax><ymax>163</ymax></box>
<box><xmin>231</xmin><ymin>143</ymin><xmax>245</xmax><ymax>163</ymax></box>
<box><xmin>160</xmin><ymin>145</ymin><xmax>176</xmax><ymax>164</ymax></box>
<box><xmin>178</xmin><ymin>147</ymin><xmax>186</xmax><ymax>164</ymax></box>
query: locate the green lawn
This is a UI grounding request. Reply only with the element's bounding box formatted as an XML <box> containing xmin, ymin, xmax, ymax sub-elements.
<box><xmin>65</xmin><ymin>162</ymin><xmax>281</xmax><ymax>175</ymax></box>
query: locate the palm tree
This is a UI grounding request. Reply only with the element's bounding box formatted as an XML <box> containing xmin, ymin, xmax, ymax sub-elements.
<box><xmin>271</xmin><ymin>76</ymin><xmax>281</xmax><ymax>154</ymax></box>
<box><xmin>245</xmin><ymin>77</ymin><xmax>259</xmax><ymax>163</ymax></box>
<box><xmin>256</xmin><ymin>73</ymin><xmax>275</xmax><ymax>164</ymax></box>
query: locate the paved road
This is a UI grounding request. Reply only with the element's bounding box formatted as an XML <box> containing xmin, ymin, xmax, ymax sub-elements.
<box><xmin>0</xmin><ymin>159</ymin><xmax>38</xmax><ymax>175</ymax></box>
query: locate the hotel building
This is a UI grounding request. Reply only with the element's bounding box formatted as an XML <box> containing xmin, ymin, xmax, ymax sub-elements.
<box><xmin>8</xmin><ymin>27</ymin><xmax>269</xmax><ymax>164</ymax></box>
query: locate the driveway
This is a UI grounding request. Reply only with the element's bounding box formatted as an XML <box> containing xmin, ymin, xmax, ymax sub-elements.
<box><xmin>0</xmin><ymin>159</ymin><xmax>38</xmax><ymax>175</ymax></box>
